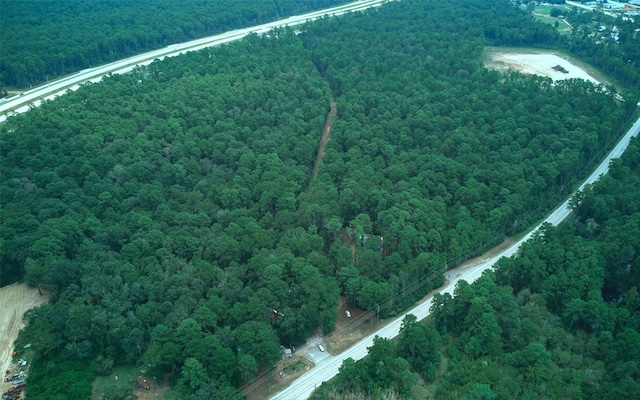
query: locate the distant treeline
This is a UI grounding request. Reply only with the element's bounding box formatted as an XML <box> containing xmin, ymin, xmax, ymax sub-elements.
<box><xmin>0</xmin><ymin>0</ymin><xmax>351</xmax><ymax>88</ymax></box>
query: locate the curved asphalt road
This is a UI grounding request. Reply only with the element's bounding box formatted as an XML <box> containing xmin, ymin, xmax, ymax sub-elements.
<box><xmin>0</xmin><ymin>0</ymin><xmax>385</xmax><ymax>123</ymax></box>
<box><xmin>271</xmin><ymin>116</ymin><xmax>640</xmax><ymax>399</ymax></box>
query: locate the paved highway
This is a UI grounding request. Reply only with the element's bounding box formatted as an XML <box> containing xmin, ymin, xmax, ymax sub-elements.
<box><xmin>565</xmin><ymin>1</ymin><xmax>594</xmax><ymax>11</ymax></box>
<box><xmin>271</xmin><ymin>115</ymin><xmax>640</xmax><ymax>399</ymax></box>
<box><xmin>0</xmin><ymin>0</ymin><xmax>386</xmax><ymax>123</ymax></box>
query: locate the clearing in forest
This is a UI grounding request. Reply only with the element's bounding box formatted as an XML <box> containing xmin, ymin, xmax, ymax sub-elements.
<box><xmin>91</xmin><ymin>365</ymin><xmax>169</xmax><ymax>400</ymax></box>
<box><xmin>0</xmin><ymin>284</ymin><xmax>48</xmax><ymax>395</ymax></box>
<box><xmin>484</xmin><ymin>47</ymin><xmax>604</xmax><ymax>85</ymax></box>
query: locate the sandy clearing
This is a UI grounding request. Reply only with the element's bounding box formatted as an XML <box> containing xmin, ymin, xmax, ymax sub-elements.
<box><xmin>0</xmin><ymin>284</ymin><xmax>48</xmax><ymax>394</ymax></box>
<box><xmin>485</xmin><ymin>50</ymin><xmax>601</xmax><ymax>84</ymax></box>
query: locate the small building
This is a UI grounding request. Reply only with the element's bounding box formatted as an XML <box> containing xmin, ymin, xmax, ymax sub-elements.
<box><xmin>280</xmin><ymin>345</ymin><xmax>293</xmax><ymax>358</ymax></box>
<box><xmin>282</xmin><ymin>348</ymin><xmax>292</xmax><ymax>359</ymax></box>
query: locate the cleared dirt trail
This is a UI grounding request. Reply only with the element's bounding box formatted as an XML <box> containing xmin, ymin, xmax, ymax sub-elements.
<box><xmin>311</xmin><ymin>98</ymin><xmax>337</xmax><ymax>181</ymax></box>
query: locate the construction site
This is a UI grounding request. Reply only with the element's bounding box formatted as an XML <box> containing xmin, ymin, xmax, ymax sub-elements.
<box><xmin>0</xmin><ymin>284</ymin><xmax>48</xmax><ymax>400</ymax></box>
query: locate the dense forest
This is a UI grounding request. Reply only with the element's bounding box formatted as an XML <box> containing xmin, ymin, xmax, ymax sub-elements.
<box><xmin>0</xmin><ymin>0</ymin><xmax>637</xmax><ymax>398</ymax></box>
<box><xmin>0</xmin><ymin>0</ymin><xmax>351</xmax><ymax>89</ymax></box>
<box><xmin>313</xmin><ymin>137</ymin><xmax>640</xmax><ymax>399</ymax></box>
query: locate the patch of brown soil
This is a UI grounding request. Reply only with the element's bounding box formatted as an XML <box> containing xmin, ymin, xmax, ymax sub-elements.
<box><xmin>243</xmin><ymin>355</ymin><xmax>315</xmax><ymax>400</ymax></box>
<box><xmin>444</xmin><ymin>236</ymin><xmax>515</xmax><ymax>284</ymax></box>
<box><xmin>133</xmin><ymin>375</ymin><xmax>169</xmax><ymax>400</ymax></box>
<box><xmin>311</xmin><ymin>98</ymin><xmax>337</xmax><ymax>181</ymax></box>
<box><xmin>324</xmin><ymin>296</ymin><xmax>384</xmax><ymax>354</ymax></box>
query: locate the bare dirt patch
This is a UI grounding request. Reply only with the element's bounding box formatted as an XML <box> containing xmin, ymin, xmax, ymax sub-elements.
<box><xmin>484</xmin><ymin>47</ymin><xmax>602</xmax><ymax>84</ymax></box>
<box><xmin>0</xmin><ymin>284</ymin><xmax>48</xmax><ymax>395</ymax></box>
<box><xmin>243</xmin><ymin>354</ymin><xmax>315</xmax><ymax>400</ymax></box>
<box><xmin>133</xmin><ymin>375</ymin><xmax>169</xmax><ymax>400</ymax></box>
<box><xmin>444</xmin><ymin>236</ymin><xmax>516</xmax><ymax>283</ymax></box>
<box><xmin>324</xmin><ymin>296</ymin><xmax>384</xmax><ymax>355</ymax></box>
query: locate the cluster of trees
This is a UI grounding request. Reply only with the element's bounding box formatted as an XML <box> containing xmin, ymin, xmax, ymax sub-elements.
<box><xmin>312</xmin><ymin>315</ymin><xmax>441</xmax><ymax>399</ymax></box>
<box><xmin>0</xmin><ymin>0</ymin><xmax>635</xmax><ymax>398</ymax></box>
<box><xmin>0</xmin><ymin>0</ymin><xmax>351</xmax><ymax>88</ymax></box>
<box><xmin>317</xmin><ymin>137</ymin><xmax>640</xmax><ymax>399</ymax></box>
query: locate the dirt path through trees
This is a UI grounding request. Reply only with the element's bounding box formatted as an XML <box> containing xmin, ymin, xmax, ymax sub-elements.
<box><xmin>311</xmin><ymin>97</ymin><xmax>337</xmax><ymax>181</ymax></box>
<box><xmin>0</xmin><ymin>284</ymin><xmax>48</xmax><ymax>394</ymax></box>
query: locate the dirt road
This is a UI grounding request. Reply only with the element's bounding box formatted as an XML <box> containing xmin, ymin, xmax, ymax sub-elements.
<box><xmin>311</xmin><ymin>98</ymin><xmax>337</xmax><ymax>181</ymax></box>
<box><xmin>0</xmin><ymin>284</ymin><xmax>48</xmax><ymax>394</ymax></box>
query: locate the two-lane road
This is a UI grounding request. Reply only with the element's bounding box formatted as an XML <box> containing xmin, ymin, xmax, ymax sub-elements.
<box><xmin>271</xmin><ymin>115</ymin><xmax>640</xmax><ymax>399</ymax></box>
<box><xmin>0</xmin><ymin>0</ymin><xmax>386</xmax><ymax>123</ymax></box>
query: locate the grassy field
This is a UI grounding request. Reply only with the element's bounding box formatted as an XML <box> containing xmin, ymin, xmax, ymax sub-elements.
<box><xmin>92</xmin><ymin>365</ymin><xmax>169</xmax><ymax>400</ymax></box>
<box><xmin>91</xmin><ymin>366</ymin><xmax>138</xmax><ymax>400</ymax></box>
<box><xmin>529</xmin><ymin>4</ymin><xmax>574</xmax><ymax>34</ymax></box>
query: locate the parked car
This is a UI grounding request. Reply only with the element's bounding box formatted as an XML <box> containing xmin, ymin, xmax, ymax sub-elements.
<box><xmin>318</xmin><ymin>344</ymin><xmax>325</xmax><ymax>352</ymax></box>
